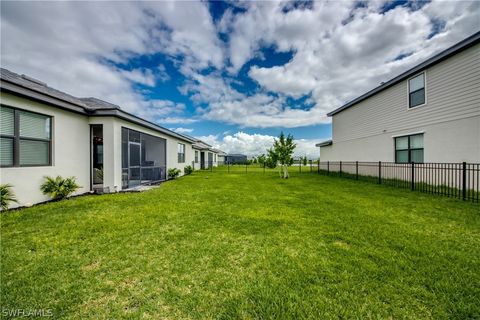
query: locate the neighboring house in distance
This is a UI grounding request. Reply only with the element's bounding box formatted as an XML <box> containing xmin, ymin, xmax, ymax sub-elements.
<box><xmin>190</xmin><ymin>139</ymin><xmax>224</xmax><ymax>169</ymax></box>
<box><xmin>225</xmin><ymin>154</ymin><xmax>248</xmax><ymax>164</ymax></box>
<box><xmin>215</xmin><ymin>149</ymin><xmax>227</xmax><ymax>164</ymax></box>
<box><xmin>0</xmin><ymin>68</ymin><xmax>196</xmax><ymax>208</ymax></box>
<box><xmin>316</xmin><ymin>32</ymin><xmax>480</xmax><ymax>163</ymax></box>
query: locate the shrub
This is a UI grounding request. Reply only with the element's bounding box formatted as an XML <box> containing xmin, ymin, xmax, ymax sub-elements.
<box><xmin>40</xmin><ymin>176</ymin><xmax>80</xmax><ymax>200</ymax></box>
<box><xmin>1</xmin><ymin>184</ymin><xmax>18</xmax><ymax>211</ymax></box>
<box><xmin>168</xmin><ymin>168</ymin><xmax>181</xmax><ymax>179</ymax></box>
<box><xmin>184</xmin><ymin>165</ymin><xmax>193</xmax><ymax>175</ymax></box>
<box><xmin>265</xmin><ymin>156</ymin><xmax>277</xmax><ymax>169</ymax></box>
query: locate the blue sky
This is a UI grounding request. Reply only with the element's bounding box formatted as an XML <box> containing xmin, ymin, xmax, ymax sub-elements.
<box><xmin>1</xmin><ymin>0</ymin><xmax>478</xmax><ymax>157</ymax></box>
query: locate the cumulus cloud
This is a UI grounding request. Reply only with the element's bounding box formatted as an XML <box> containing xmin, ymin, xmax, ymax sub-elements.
<box><xmin>171</xmin><ymin>127</ymin><xmax>194</xmax><ymax>134</ymax></box>
<box><xmin>0</xmin><ymin>1</ymin><xmax>221</xmax><ymax>123</ymax></box>
<box><xmin>205</xmin><ymin>0</ymin><xmax>479</xmax><ymax>127</ymax></box>
<box><xmin>1</xmin><ymin>0</ymin><xmax>478</xmax><ymax>130</ymax></box>
<box><xmin>197</xmin><ymin>132</ymin><xmax>320</xmax><ymax>159</ymax></box>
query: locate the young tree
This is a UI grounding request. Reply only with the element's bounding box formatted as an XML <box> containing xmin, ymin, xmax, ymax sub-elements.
<box><xmin>257</xmin><ymin>154</ymin><xmax>266</xmax><ymax>165</ymax></box>
<box><xmin>268</xmin><ymin>132</ymin><xmax>296</xmax><ymax>179</ymax></box>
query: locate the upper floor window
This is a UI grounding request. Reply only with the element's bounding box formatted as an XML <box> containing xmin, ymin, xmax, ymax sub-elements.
<box><xmin>177</xmin><ymin>143</ymin><xmax>185</xmax><ymax>163</ymax></box>
<box><xmin>408</xmin><ymin>73</ymin><xmax>425</xmax><ymax>108</ymax></box>
<box><xmin>1</xmin><ymin>105</ymin><xmax>52</xmax><ymax>167</ymax></box>
<box><xmin>395</xmin><ymin>133</ymin><xmax>423</xmax><ymax>163</ymax></box>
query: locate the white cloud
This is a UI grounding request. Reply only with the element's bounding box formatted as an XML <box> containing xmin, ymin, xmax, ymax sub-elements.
<box><xmin>1</xmin><ymin>0</ymin><xmax>478</xmax><ymax>130</ymax></box>
<box><xmin>190</xmin><ymin>0</ymin><xmax>479</xmax><ymax>127</ymax></box>
<box><xmin>171</xmin><ymin>127</ymin><xmax>194</xmax><ymax>134</ymax></box>
<box><xmin>0</xmin><ymin>1</ymin><xmax>222</xmax><ymax>124</ymax></box>
<box><xmin>197</xmin><ymin>132</ymin><xmax>320</xmax><ymax>159</ymax></box>
<box><xmin>120</xmin><ymin>68</ymin><xmax>156</xmax><ymax>87</ymax></box>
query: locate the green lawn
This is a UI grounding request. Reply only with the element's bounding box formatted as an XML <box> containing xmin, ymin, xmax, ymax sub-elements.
<box><xmin>1</xmin><ymin>171</ymin><xmax>479</xmax><ymax>319</ymax></box>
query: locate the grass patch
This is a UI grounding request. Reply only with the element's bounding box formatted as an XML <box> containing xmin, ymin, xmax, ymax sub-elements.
<box><xmin>1</xmin><ymin>172</ymin><xmax>479</xmax><ymax>319</ymax></box>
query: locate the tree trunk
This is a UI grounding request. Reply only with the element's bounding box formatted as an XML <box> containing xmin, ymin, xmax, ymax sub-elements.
<box><xmin>282</xmin><ymin>165</ymin><xmax>289</xmax><ymax>179</ymax></box>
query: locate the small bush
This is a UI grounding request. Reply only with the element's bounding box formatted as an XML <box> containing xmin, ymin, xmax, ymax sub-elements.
<box><xmin>40</xmin><ymin>176</ymin><xmax>80</xmax><ymax>200</ymax></box>
<box><xmin>168</xmin><ymin>168</ymin><xmax>181</xmax><ymax>179</ymax></box>
<box><xmin>184</xmin><ymin>165</ymin><xmax>193</xmax><ymax>175</ymax></box>
<box><xmin>265</xmin><ymin>156</ymin><xmax>277</xmax><ymax>169</ymax></box>
<box><xmin>1</xmin><ymin>184</ymin><xmax>18</xmax><ymax>211</ymax></box>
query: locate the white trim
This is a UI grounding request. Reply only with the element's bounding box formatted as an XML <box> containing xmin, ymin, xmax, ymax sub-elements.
<box><xmin>391</xmin><ymin>131</ymin><xmax>425</xmax><ymax>138</ymax></box>
<box><xmin>407</xmin><ymin>71</ymin><xmax>427</xmax><ymax>110</ymax></box>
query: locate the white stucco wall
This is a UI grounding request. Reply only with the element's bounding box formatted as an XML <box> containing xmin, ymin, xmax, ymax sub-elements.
<box><xmin>0</xmin><ymin>92</ymin><xmax>90</xmax><ymax>208</ymax></box>
<box><xmin>192</xmin><ymin>148</ymin><xmax>219</xmax><ymax>170</ymax></box>
<box><xmin>1</xmin><ymin>94</ymin><xmax>196</xmax><ymax>208</ymax></box>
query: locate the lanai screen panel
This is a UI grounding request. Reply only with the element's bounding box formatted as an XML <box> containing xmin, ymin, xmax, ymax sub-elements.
<box><xmin>122</xmin><ymin>127</ymin><xmax>166</xmax><ymax>189</ymax></box>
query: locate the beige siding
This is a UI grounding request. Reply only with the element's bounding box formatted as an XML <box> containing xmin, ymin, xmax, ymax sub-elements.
<box><xmin>325</xmin><ymin>43</ymin><xmax>480</xmax><ymax>163</ymax></box>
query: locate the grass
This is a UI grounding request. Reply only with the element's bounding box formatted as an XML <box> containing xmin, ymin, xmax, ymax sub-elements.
<box><xmin>1</xmin><ymin>170</ymin><xmax>479</xmax><ymax>319</ymax></box>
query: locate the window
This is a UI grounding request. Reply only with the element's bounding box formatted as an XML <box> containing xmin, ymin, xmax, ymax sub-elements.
<box><xmin>0</xmin><ymin>106</ymin><xmax>51</xmax><ymax>167</ymax></box>
<box><xmin>178</xmin><ymin>143</ymin><xmax>185</xmax><ymax>163</ymax></box>
<box><xmin>195</xmin><ymin>150</ymin><xmax>198</xmax><ymax>163</ymax></box>
<box><xmin>408</xmin><ymin>73</ymin><xmax>425</xmax><ymax>108</ymax></box>
<box><xmin>395</xmin><ymin>134</ymin><xmax>424</xmax><ymax>163</ymax></box>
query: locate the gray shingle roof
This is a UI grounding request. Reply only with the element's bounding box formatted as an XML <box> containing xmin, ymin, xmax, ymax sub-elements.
<box><xmin>0</xmin><ymin>68</ymin><xmax>195</xmax><ymax>143</ymax></box>
<box><xmin>79</xmin><ymin>97</ymin><xmax>120</xmax><ymax>110</ymax></box>
<box><xmin>0</xmin><ymin>68</ymin><xmax>89</xmax><ymax>109</ymax></box>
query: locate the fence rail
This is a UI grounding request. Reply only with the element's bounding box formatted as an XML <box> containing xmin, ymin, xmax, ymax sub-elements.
<box><xmin>191</xmin><ymin>160</ymin><xmax>479</xmax><ymax>202</ymax></box>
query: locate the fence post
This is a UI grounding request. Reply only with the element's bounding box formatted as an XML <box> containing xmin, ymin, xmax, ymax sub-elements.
<box><xmin>411</xmin><ymin>162</ymin><xmax>415</xmax><ymax>191</ymax></box>
<box><xmin>310</xmin><ymin>160</ymin><xmax>312</xmax><ymax>172</ymax></box>
<box><xmin>378</xmin><ymin>161</ymin><xmax>382</xmax><ymax>184</ymax></box>
<box><xmin>356</xmin><ymin>161</ymin><xmax>358</xmax><ymax>180</ymax></box>
<box><xmin>263</xmin><ymin>162</ymin><xmax>266</xmax><ymax>174</ymax></box>
<box><xmin>327</xmin><ymin>161</ymin><xmax>329</xmax><ymax>175</ymax></box>
<box><xmin>192</xmin><ymin>161</ymin><xmax>195</xmax><ymax>171</ymax></box>
<box><xmin>228</xmin><ymin>162</ymin><xmax>230</xmax><ymax>173</ymax></box>
<box><xmin>317</xmin><ymin>161</ymin><xmax>320</xmax><ymax>174</ymax></box>
<box><xmin>339</xmin><ymin>161</ymin><xmax>342</xmax><ymax>177</ymax></box>
<box><xmin>299</xmin><ymin>160</ymin><xmax>301</xmax><ymax>173</ymax></box>
<box><xmin>211</xmin><ymin>161</ymin><xmax>213</xmax><ymax>172</ymax></box>
<box><xmin>462</xmin><ymin>161</ymin><xmax>467</xmax><ymax>200</ymax></box>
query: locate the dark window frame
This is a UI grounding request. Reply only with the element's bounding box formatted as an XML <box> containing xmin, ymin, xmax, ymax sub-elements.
<box><xmin>408</xmin><ymin>72</ymin><xmax>426</xmax><ymax>109</ymax></box>
<box><xmin>0</xmin><ymin>104</ymin><xmax>52</xmax><ymax>168</ymax></box>
<box><xmin>394</xmin><ymin>133</ymin><xmax>424</xmax><ymax>164</ymax></box>
<box><xmin>178</xmin><ymin>143</ymin><xmax>185</xmax><ymax>163</ymax></box>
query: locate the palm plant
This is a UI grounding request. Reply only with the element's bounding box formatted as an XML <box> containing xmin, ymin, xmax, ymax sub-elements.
<box><xmin>40</xmin><ymin>176</ymin><xmax>80</xmax><ymax>200</ymax></box>
<box><xmin>0</xmin><ymin>184</ymin><xmax>18</xmax><ymax>211</ymax></box>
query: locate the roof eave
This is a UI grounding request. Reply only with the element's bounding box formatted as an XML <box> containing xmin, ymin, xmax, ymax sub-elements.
<box><xmin>327</xmin><ymin>31</ymin><xmax>480</xmax><ymax>117</ymax></box>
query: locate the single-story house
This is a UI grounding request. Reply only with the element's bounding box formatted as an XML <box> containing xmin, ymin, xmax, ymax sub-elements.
<box><xmin>214</xmin><ymin>149</ymin><xmax>227</xmax><ymax>164</ymax></box>
<box><xmin>316</xmin><ymin>31</ymin><xmax>479</xmax><ymax>163</ymax></box>
<box><xmin>225</xmin><ymin>154</ymin><xmax>248</xmax><ymax>164</ymax></box>
<box><xmin>0</xmin><ymin>68</ymin><xmax>198</xmax><ymax>208</ymax></box>
<box><xmin>190</xmin><ymin>139</ymin><xmax>224</xmax><ymax>169</ymax></box>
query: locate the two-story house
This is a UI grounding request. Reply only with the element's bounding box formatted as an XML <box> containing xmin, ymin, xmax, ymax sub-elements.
<box><xmin>317</xmin><ymin>31</ymin><xmax>480</xmax><ymax>163</ymax></box>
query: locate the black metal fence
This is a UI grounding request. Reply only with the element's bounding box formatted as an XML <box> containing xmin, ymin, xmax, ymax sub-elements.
<box><xmin>190</xmin><ymin>160</ymin><xmax>479</xmax><ymax>202</ymax></box>
<box><xmin>318</xmin><ymin>161</ymin><xmax>479</xmax><ymax>202</ymax></box>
